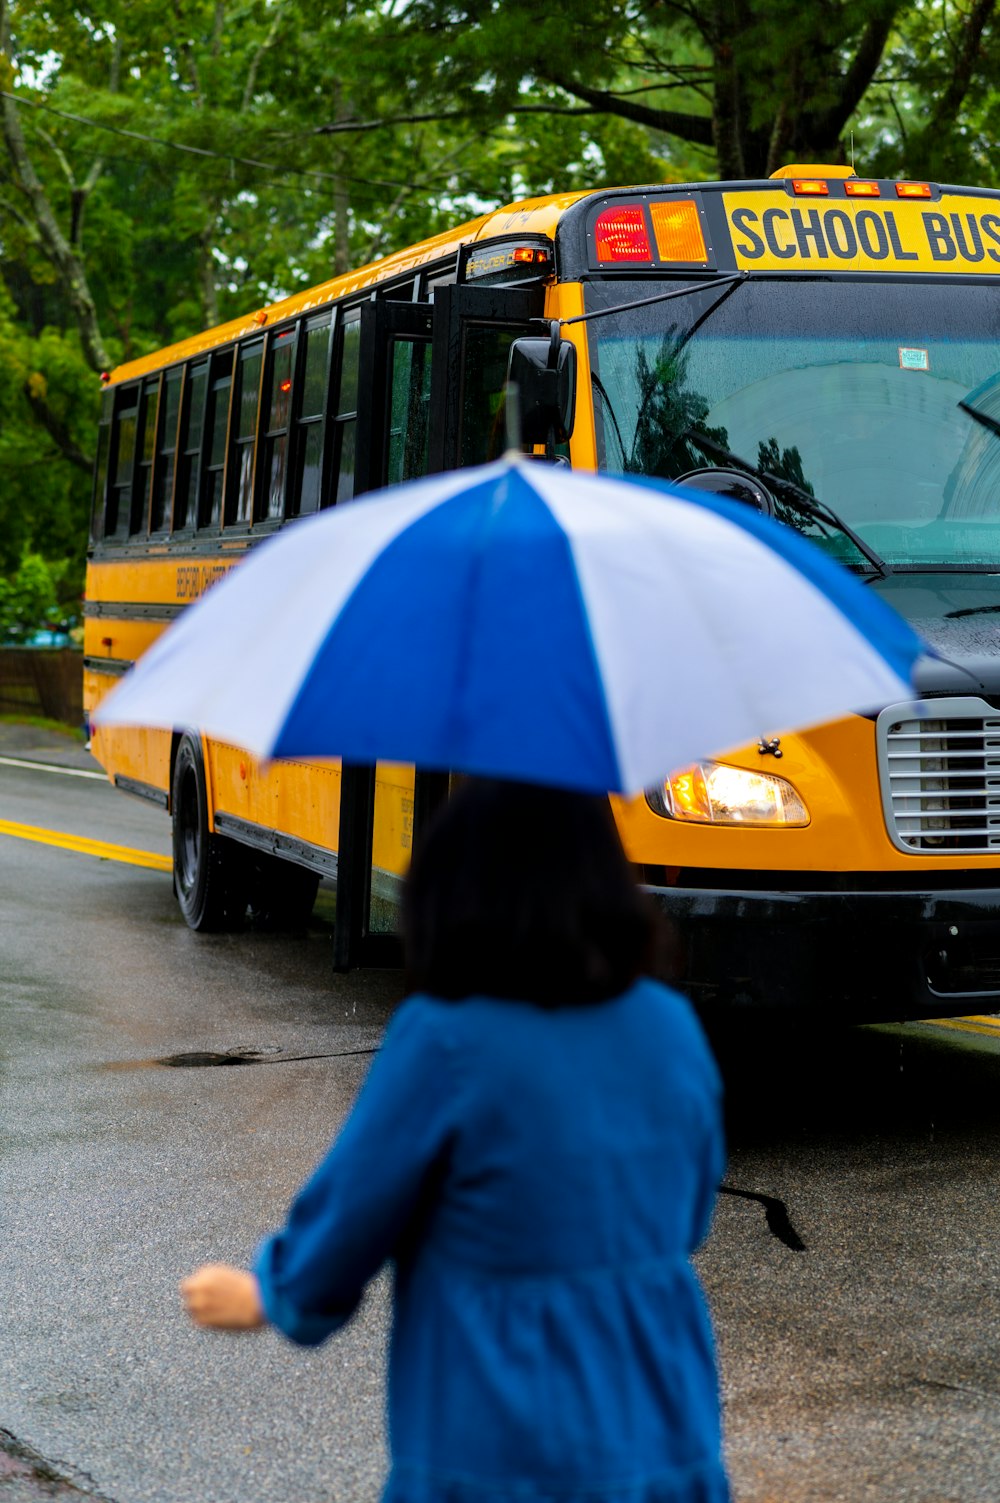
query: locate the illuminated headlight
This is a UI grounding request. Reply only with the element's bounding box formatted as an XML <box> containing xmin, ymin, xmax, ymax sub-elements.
<box><xmin>646</xmin><ymin>761</ymin><xmax>809</xmax><ymax>826</ymax></box>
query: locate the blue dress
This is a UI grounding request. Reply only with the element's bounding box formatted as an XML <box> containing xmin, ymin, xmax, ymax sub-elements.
<box><xmin>253</xmin><ymin>979</ymin><xmax>729</xmax><ymax>1503</ymax></box>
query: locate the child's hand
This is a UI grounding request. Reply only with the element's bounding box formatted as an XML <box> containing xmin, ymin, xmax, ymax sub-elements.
<box><xmin>180</xmin><ymin>1264</ymin><xmax>265</xmax><ymax>1330</ymax></box>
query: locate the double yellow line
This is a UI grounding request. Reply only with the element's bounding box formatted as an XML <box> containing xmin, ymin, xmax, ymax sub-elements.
<box><xmin>0</xmin><ymin>819</ymin><xmax>171</xmax><ymax>872</ymax></box>
<box><xmin>923</xmin><ymin>1014</ymin><xmax>1000</xmax><ymax>1041</ymax></box>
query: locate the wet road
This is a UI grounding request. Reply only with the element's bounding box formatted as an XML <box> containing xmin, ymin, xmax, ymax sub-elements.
<box><xmin>2</xmin><ymin>729</ymin><xmax>999</xmax><ymax>1502</ymax></box>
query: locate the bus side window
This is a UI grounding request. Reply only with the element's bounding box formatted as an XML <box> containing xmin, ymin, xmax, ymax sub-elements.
<box><xmin>133</xmin><ymin>376</ymin><xmax>161</xmax><ymax>536</ymax></box>
<box><xmin>334</xmin><ymin>312</ymin><xmax>361</xmax><ymax>504</ymax></box>
<box><xmin>290</xmin><ymin>313</ymin><xmax>332</xmax><ymax>517</ymax></box>
<box><xmin>173</xmin><ymin>362</ymin><xmax>209</xmax><ymax>531</ymax></box>
<box><xmin>461</xmin><ymin>325</ymin><xmax>531</xmax><ymax>466</ymax></box>
<box><xmin>199</xmin><ymin>351</ymin><xmax>233</xmax><ymax>531</ymax></box>
<box><xmin>227</xmin><ymin>340</ymin><xmax>264</xmax><ymax>526</ymax></box>
<box><xmin>151</xmin><ymin>370</ymin><xmax>182</xmax><ymax>533</ymax></box>
<box><xmin>90</xmin><ymin>393</ymin><xmax>113</xmax><ymax>543</ymax></box>
<box><xmin>259</xmin><ymin>328</ymin><xmax>296</xmax><ymax>523</ymax></box>
<box><xmin>387</xmin><ymin>337</ymin><xmax>431</xmax><ymax>485</ymax></box>
<box><xmin>107</xmin><ymin>386</ymin><xmax>139</xmax><ymax>540</ymax></box>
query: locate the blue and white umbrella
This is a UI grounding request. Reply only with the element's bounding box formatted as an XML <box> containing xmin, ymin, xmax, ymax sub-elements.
<box><xmin>93</xmin><ymin>458</ymin><xmax>925</xmax><ymax>795</ymax></box>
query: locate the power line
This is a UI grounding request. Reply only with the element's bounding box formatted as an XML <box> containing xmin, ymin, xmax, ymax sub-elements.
<box><xmin>0</xmin><ymin>87</ymin><xmax>488</xmax><ymax>201</ymax></box>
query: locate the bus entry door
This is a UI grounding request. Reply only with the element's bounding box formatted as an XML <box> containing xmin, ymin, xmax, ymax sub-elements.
<box><xmin>335</xmin><ymin>285</ymin><xmax>542</xmax><ymax>970</ymax></box>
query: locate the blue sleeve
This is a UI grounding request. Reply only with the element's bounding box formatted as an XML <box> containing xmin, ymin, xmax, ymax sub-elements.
<box><xmin>253</xmin><ymin>997</ymin><xmax>457</xmax><ymax>1346</ymax></box>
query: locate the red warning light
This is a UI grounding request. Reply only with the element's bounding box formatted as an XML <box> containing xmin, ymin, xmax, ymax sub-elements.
<box><xmin>593</xmin><ymin>205</ymin><xmax>652</xmax><ymax>263</ymax></box>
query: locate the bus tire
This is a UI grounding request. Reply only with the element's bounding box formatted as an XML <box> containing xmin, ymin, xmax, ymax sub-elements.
<box><xmin>171</xmin><ymin>734</ymin><xmax>248</xmax><ymax>932</ymax></box>
<box><xmin>248</xmin><ymin>853</ymin><xmax>319</xmax><ymax>932</ymax></box>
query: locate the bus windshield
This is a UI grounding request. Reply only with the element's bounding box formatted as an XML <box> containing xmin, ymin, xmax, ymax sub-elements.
<box><xmin>586</xmin><ymin>277</ymin><xmax>1000</xmax><ymax>570</ymax></box>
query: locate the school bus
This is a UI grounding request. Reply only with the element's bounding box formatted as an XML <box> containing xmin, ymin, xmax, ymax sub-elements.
<box><xmin>86</xmin><ymin>163</ymin><xmax>1000</xmax><ymax>1017</ymax></box>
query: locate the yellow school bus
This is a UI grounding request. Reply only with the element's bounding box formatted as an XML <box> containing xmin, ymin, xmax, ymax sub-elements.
<box><xmin>86</xmin><ymin>164</ymin><xmax>1000</xmax><ymax>1015</ymax></box>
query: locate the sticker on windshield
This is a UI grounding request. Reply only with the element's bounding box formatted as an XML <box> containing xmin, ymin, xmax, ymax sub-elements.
<box><xmin>899</xmin><ymin>346</ymin><xmax>930</xmax><ymax>371</ymax></box>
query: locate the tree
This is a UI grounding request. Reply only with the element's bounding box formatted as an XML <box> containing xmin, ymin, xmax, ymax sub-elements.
<box><xmin>2</xmin><ymin>0</ymin><xmax>1000</xmax><ymax>602</ymax></box>
<box><xmin>861</xmin><ymin>0</ymin><xmax>1000</xmax><ymax>182</ymax></box>
<box><xmin>359</xmin><ymin>0</ymin><xmax>1000</xmax><ymax>180</ymax></box>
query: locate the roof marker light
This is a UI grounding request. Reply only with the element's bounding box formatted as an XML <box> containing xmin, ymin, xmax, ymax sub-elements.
<box><xmin>845</xmin><ymin>180</ymin><xmax>881</xmax><ymax>197</ymax></box>
<box><xmin>896</xmin><ymin>182</ymin><xmax>932</xmax><ymax>198</ymax></box>
<box><xmin>792</xmin><ymin>179</ymin><xmax>829</xmax><ymax>195</ymax></box>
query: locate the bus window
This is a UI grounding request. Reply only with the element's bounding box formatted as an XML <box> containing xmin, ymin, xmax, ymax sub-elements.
<box><xmin>291</xmin><ymin>313</ymin><xmax>332</xmax><ymax>516</ymax></box>
<box><xmin>460</xmin><ymin>325</ymin><xmax>525</xmax><ymax>465</ymax></box>
<box><xmin>387</xmin><ymin>338</ymin><xmax>431</xmax><ymax>484</ymax></box>
<box><xmin>260</xmin><ymin>328</ymin><xmax>296</xmax><ymax>522</ymax></box>
<box><xmin>107</xmin><ymin>386</ymin><xmax>139</xmax><ymax>539</ymax></box>
<box><xmin>334</xmin><ymin>312</ymin><xmax>361</xmax><ymax>504</ymax></box>
<box><xmin>173</xmin><ymin>362</ymin><xmax>209</xmax><ymax>531</ymax></box>
<box><xmin>199</xmin><ymin>352</ymin><xmax>233</xmax><ymax>531</ymax></box>
<box><xmin>152</xmin><ymin>370</ymin><xmax>182</xmax><ymax>533</ymax></box>
<box><xmin>133</xmin><ymin>376</ymin><xmax>160</xmax><ymax>535</ymax></box>
<box><xmin>228</xmin><ymin>340</ymin><xmax>263</xmax><ymax>526</ymax></box>
<box><xmin>90</xmin><ymin>393</ymin><xmax>112</xmax><ymax>543</ymax></box>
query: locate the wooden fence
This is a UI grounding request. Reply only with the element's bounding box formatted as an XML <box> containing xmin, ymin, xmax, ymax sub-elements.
<box><xmin>0</xmin><ymin>648</ymin><xmax>84</xmax><ymax>727</ymax></box>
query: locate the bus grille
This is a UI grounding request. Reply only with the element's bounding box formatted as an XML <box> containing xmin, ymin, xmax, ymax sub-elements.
<box><xmin>878</xmin><ymin>698</ymin><xmax>1000</xmax><ymax>854</ymax></box>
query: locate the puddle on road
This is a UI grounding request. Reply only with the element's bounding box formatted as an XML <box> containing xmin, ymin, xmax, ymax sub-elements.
<box><xmin>99</xmin><ymin>1044</ymin><xmax>378</xmax><ymax>1071</ymax></box>
<box><xmin>160</xmin><ymin>1048</ymin><xmax>268</xmax><ymax>1067</ymax></box>
<box><xmin>0</xmin><ymin>1428</ymin><xmax>111</xmax><ymax>1500</ymax></box>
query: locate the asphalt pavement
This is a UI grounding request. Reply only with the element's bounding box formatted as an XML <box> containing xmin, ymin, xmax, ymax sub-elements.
<box><xmin>0</xmin><ymin>720</ymin><xmax>100</xmax><ymax>774</ymax></box>
<box><xmin>3</xmin><ymin>719</ymin><xmax>1000</xmax><ymax>1502</ymax></box>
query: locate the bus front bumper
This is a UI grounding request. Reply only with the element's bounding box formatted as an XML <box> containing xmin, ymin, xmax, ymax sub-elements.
<box><xmin>646</xmin><ymin>881</ymin><xmax>1000</xmax><ymax>1020</ymax></box>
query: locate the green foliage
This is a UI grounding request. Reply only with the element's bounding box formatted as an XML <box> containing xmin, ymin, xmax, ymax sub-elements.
<box><xmin>1</xmin><ymin>0</ymin><xmax>999</xmax><ymax>599</ymax></box>
<box><xmin>0</xmin><ymin>279</ymin><xmax>98</xmax><ymax>582</ymax></box>
<box><xmin>0</xmin><ymin>550</ymin><xmax>78</xmax><ymax>644</ymax></box>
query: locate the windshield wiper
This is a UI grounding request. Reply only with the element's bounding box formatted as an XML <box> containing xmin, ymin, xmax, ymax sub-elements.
<box><xmin>561</xmin><ymin>270</ymin><xmax>749</xmax><ymax>330</ymax></box>
<box><xmin>958</xmin><ymin>399</ymin><xmax>1000</xmax><ymax>440</ymax></box>
<box><xmin>684</xmin><ymin>429</ymin><xmax>893</xmax><ymax>579</ymax></box>
<box><xmin>583</xmin><ymin>274</ymin><xmax>750</xmax><ymax>478</ymax></box>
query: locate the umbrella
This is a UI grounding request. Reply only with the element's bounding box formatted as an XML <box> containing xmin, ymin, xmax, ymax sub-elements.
<box><xmin>93</xmin><ymin>457</ymin><xmax>925</xmax><ymax>795</ymax></box>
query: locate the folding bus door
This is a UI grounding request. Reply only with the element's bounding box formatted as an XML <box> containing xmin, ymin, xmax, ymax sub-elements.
<box><xmin>335</xmin><ymin>285</ymin><xmax>543</xmax><ymax>970</ymax></box>
<box><xmin>336</xmin><ymin>299</ymin><xmax>438</xmax><ymax>969</ymax></box>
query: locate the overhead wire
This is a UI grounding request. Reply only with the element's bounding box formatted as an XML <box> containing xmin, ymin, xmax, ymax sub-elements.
<box><xmin>0</xmin><ymin>87</ymin><xmax>503</xmax><ymax>209</ymax></box>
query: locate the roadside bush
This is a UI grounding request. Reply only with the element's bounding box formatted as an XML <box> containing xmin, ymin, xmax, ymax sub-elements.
<box><xmin>0</xmin><ymin>551</ymin><xmax>79</xmax><ymax>646</ymax></box>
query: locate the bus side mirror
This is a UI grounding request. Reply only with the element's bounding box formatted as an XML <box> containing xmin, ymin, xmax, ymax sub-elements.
<box><xmin>507</xmin><ymin>325</ymin><xmax>576</xmax><ymax>447</ymax></box>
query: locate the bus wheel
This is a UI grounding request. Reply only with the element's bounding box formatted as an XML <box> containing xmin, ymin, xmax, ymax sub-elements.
<box><xmin>171</xmin><ymin>734</ymin><xmax>247</xmax><ymax>932</ymax></box>
<box><xmin>248</xmin><ymin>854</ymin><xmax>319</xmax><ymax>932</ymax></box>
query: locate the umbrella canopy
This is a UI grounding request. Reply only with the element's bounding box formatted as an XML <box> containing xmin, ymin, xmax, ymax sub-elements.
<box><xmin>93</xmin><ymin>458</ymin><xmax>925</xmax><ymax>795</ymax></box>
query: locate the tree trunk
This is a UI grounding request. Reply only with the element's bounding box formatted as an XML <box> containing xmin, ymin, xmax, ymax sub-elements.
<box><xmin>0</xmin><ymin>0</ymin><xmax>111</xmax><ymax>373</ymax></box>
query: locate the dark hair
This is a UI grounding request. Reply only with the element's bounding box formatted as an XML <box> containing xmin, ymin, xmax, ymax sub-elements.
<box><xmin>403</xmin><ymin>779</ymin><xmax>657</xmax><ymax>1006</ymax></box>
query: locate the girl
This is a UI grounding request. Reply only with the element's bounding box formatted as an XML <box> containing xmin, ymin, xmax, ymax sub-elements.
<box><xmin>181</xmin><ymin>780</ymin><xmax>729</xmax><ymax>1503</ymax></box>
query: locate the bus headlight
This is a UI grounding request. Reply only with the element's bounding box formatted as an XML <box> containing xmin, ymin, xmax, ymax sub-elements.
<box><xmin>646</xmin><ymin>761</ymin><xmax>809</xmax><ymax>826</ymax></box>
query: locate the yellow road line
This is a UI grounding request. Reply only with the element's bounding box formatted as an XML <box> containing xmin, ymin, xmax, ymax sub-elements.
<box><xmin>0</xmin><ymin>819</ymin><xmax>171</xmax><ymax>872</ymax></box>
<box><xmin>924</xmin><ymin>1015</ymin><xmax>1000</xmax><ymax>1039</ymax></box>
